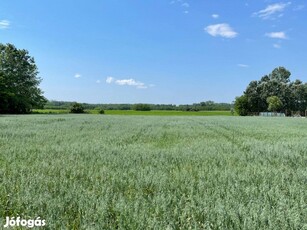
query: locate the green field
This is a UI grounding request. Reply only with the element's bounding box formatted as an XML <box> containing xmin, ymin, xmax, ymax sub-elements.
<box><xmin>33</xmin><ymin>109</ymin><xmax>234</xmax><ymax>116</ymax></box>
<box><xmin>0</xmin><ymin>115</ymin><xmax>306</xmax><ymax>229</ymax></box>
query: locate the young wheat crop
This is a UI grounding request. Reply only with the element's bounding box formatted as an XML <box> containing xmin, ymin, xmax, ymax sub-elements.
<box><xmin>0</xmin><ymin>115</ymin><xmax>306</xmax><ymax>229</ymax></box>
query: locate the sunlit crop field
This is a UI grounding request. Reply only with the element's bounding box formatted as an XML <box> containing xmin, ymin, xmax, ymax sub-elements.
<box><xmin>0</xmin><ymin>115</ymin><xmax>306</xmax><ymax>229</ymax></box>
<box><xmin>33</xmin><ymin>109</ymin><xmax>233</xmax><ymax>116</ymax></box>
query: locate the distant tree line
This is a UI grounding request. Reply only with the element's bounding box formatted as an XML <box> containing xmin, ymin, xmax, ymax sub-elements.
<box><xmin>234</xmin><ymin>67</ymin><xmax>307</xmax><ymax>116</ymax></box>
<box><xmin>44</xmin><ymin>100</ymin><xmax>233</xmax><ymax>111</ymax></box>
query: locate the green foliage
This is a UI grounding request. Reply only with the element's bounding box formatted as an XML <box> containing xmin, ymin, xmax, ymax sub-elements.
<box><xmin>70</xmin><ymin>102</ymin><xmax>85</xmax><ymax>113</ymax></box>
<box><xmin>0</xmin><ymin>115</ymin><xmax>306</xmax><ymax>229</ymax></box>
<box><xmin>0</xmin><ymin>43</ymin><xmax>47</xmax><ymax>114</ymax></box>
<box><xmin>267</xmin><ymin>96</ymin><xmax>283</xmax><ymax>112</ymax></box>
<box><xmin>44</xmin><ymin>100</ymin><xmax>233</xmax><ymax>111</ymax></box>
<box><xmin>132</xmin><ymin>103</ymin><xmax>151</xmax><ymax>111</ymax></box>
<box><xmin>234</xmin><ymin>95</ymin><xmax>249</xmax><ymax>116</ymax></box>
<box><xmin>98</xmin><ymin>109</ymin><xmax>105</xmax><ymax>114</ymax></box>
<box><xmin>236</xmin><ymin>67</ymin><xmax>307</xmax><ymax>116</ymax></box>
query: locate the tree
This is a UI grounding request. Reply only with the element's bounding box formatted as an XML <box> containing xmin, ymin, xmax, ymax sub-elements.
<box><xmin>0</xmin><ymin>43</ymin><xmax>46</xmax><ymax>113</ymax></box>
<box><xmin>132</xmin><ymin>104</ymin><xmax>151</xmax><ymax>111</ymax></box>
<box><xmin>70</xmin><ymin>102</ymin><xmax>85</xmax><ymax>113</ymax></box>
<box><xmin>234</xmin><ymin>95</ymin><xmax>249</xmax><ymax>116</ymax></box>
<box><xmin>267</xmin><ymin>96</ymin><xmax>283</xmax><ymax>112</ymax></box>
<box><xmin>236</xmin><ymin>67</ymin><xmax>307</xmax><ymax>116</ymax></box>
<box><xmin>244</xmin><ymin>80</ymin><xmax>265</xmax><ymax>112</ymax></box>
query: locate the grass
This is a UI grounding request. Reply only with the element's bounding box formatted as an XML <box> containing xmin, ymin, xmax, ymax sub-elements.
<box><xmin>104</xmin><ymin>110</ymin><xmax>233</xmax><ymax>116</ymax></box>
<box><xmin>0</xmin><ymin>115</ymin><xmax>306</xmax><ymax>229</ymax></box>
<box><xmin>32</xmin><ymin>109</ymin><xmax>234</xmax><ymax>116</ymax></box>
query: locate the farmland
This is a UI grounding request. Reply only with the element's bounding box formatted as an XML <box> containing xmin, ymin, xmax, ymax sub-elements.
<box><xmin>32</xmin><ymin>109</ymin><xmax>233</xmax><ymax>116</ymax></box>
<box><xmin>0</xmin><ymin>115</ymin><xmax>306</xmax><ymax>229</ymax></box>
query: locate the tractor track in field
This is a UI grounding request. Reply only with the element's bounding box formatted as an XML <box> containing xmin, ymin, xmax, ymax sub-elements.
<box><xmin>186</xmin><ymin>118</ymin><xmax>253</xmax><ymax>153</ymax></box>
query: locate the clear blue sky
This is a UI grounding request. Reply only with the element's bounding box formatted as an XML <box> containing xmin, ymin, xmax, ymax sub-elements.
<box><xmin>1</xmin><ymin>0</ymin><xmax>306</xmax><ymax>104</ymax></box>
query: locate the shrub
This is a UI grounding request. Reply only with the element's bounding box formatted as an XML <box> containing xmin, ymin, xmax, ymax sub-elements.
<box><xmin>70</xmin><ymin>103</ymin><xmax>85</xmax><ymax>113</ymax></box>
<box><xmin>94</xmin><ymin>107</ymin><xmax>105</xmax><ymax>114</ymax></box>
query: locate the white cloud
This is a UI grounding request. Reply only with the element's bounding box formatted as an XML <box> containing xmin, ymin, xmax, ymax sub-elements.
<box><xmin>182</xmin><ymin>2</ymin><xmax>189</xmax><ymax>7</ymax></box>
<box><xmin>106</xmin><ymin>76</ymin><xmax>114</xmax><ymax>83</ymax></box>
<box><xmin>205</xmin><ymin>23</ymin><xmax>238</xmax><ymax>38</ymax></box>
<box><xmin>253</xmin><ymin>2</ymin><xmax>291</xmax><ymax>19</ymax></box>
<box><xmin>238</xmin><ymin>64</ymin><xmax>249</xmax><ymax>68</ymax></box>
<box><xmin>115</xmin><ymin>79</ymin><xmax>147</xmax><ymax>89</ymax></box>
<box><xmin>265</xmin><ymin>31</ymin><xmax>287</xmax><ymax>39</ymax></box>
<box><xmin>0</xmin><ymin>20</ymin><xmax>10</xmax><ymax>29</ymax></box>
<box><xmin>106</xmin><ymin>77</ymin><xmax>149</xmax><ymax>89</ymax></box>
<box><xmin>273</xmin><ymin>43</ymin><xmax>281</xmax><ymax>48</ymax></box>
<box><xmin>74</xmin><ymin>73</ymin><xmax>81</xmax><ymax>78</ymax></box>
<box><xmin>212</xmin><ymin>14</ymin><xmax>219</xmax><ymax>19</ymax></box>
<box><xmin>96</xmin><ymin>80</ymin><xmax>101</xmax><ymax>84</ymax></box>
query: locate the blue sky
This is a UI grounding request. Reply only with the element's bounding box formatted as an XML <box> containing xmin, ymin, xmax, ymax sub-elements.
<box><xmin>1</xmin><ymin>0</ymin><xmax>306</xmax><ymax>104</ymax></box>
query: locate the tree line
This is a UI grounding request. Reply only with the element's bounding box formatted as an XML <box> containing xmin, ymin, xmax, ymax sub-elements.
<box><xmin>234</xmin><ymin>67</ymin><xmax>307</xmax><ymax>116</ymax></box>
<box><xmin>1</xmin><ymin>43</ymin><xmax>306</xmax><ymax>115</ymax></box>
<box><xmin>45</xmin><ymin>100</ymin><xmax>233</xmax><ymax>111</ymax></box>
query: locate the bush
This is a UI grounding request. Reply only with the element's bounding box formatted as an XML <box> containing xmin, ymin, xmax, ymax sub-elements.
<box><xmin>70</xmin><ymin>103</ymin><xmax>85</xmax><ymax>113</ymax></box>
<box><xmin>132</xmin><ymin>104</ymin><xmax>151</xmax><ymax>111</ymax></box>
<box><xmin>94</xmin><ymin>107</ymin><xmax>105</xmax><ymax>114</ymax></box>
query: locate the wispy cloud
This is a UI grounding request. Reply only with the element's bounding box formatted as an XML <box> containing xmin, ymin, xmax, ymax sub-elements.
<box><xmin>273</xmin><ymin>43</ymin><xmax>281</xmax><ymax>48</ymax></box>
<box><xmin>96</xmin><ymin>80</ymin><xmax>101</xmax><ymax>84</ymax></box>
<box><xmin>212</xmin><ymin>14</ymin><xmax>219</xmax><ymax>19</ymax></box>
<box><xmin>253</xmin><ymin>2</ymin><xmax>291</xmax><ymax>19</ymax></box>
<box><xmin>0</xmin><ymin>20</ymin><xmax>10</xmax><ymax>29</ymax></box>
<box><xmin>265</xmin><ymin>31</ymin><xmax>287</xmax><ymax>39</ymax></box>
<box><xmin>106</xmin><ymin>77</ymin><xmax>151</xmax><ymax>89</ymax></box>
<box><xmin>182</xmin><ymin>2</ymin><xmax>189</xmax><ymax>8</ymax></box>
<box><xmin>205</xmin><ymin>23</ymin><xmax>238</xmax><ymax>38</ymax></box>
<box><xmin>238</xmin><ymin>64</ymin><xmax>249</xmax><ymax>68</ymax></box>
<box><xmin>170</xmin><ymin>0</ymin><xmax>190</xmax><ymax>14</ymax></box>
<box><xmin>74</xmin><ymin>73</ymin><xmax>82</xmax><ymax>78</ymax></box>
<box><xmin>106</xmin><ymin>76</ymin><xmax>114</xmax><ymax>83</ymax></box>
<box><xmin>115</xmin><ymin>79</ymin><xmax>147</xmax><ymax>89</ymax></box>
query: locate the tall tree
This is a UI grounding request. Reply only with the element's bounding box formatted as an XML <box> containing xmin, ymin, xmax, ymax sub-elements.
<box><xmin>0</xmin><ymin>43</ymin><xmax>46</xmax><ymax>113</ymax></box>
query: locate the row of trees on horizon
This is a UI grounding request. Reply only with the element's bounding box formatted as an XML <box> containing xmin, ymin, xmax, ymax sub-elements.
<box><xmin>1</xmin><ymin>43</ymin><xmax>307</xmax><ymax>115</ymax></box>
<box><xmin>45</xmin><ymin>100</ymin><xmax>233</xmax><ymax>111</ymax></box>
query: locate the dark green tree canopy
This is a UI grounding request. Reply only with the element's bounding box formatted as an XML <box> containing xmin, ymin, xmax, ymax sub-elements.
<box><xmin>0</xmin><ymin>43</ymin><xmax>46</xmax><ymax>113</ymax></box>
<box><xmin>70</xmin><ymin>102</ymin><xmax>85</xmax><ymax>113</ymax></box>
<box><xmin>235</xmin><ymin>67</ymin><xmax>307</xmax><ymax>116</ymax></box>
<box><xmin>132</xmin><ymin>104</ymin><xmax>151</xmax><ymax>111</ymax></box>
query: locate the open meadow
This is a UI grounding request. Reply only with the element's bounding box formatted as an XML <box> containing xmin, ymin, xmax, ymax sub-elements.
<box><xmin>0</xmin><ymin>115</ymin><xmax>306</xmax><ymax>229</ymax></box>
